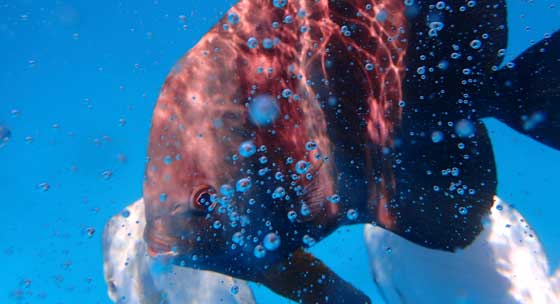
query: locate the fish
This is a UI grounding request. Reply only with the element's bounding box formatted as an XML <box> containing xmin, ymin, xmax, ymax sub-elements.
<box><xmin>141</xmin><ymin>0</ymin><xmax>560</xmax><ymax>303</ymax></box>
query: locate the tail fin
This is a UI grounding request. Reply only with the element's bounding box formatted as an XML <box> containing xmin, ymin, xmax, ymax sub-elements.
<box><xmin>485</xmin><ymin>31</ymin><xmax>560</xmax><ymax>150</ymax></box>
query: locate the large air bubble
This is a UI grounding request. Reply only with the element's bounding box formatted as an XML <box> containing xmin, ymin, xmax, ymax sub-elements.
<box><xmin>248</xmin><ymin>95</ymin><xmax>280</xmax><ymax>126</ymax></box>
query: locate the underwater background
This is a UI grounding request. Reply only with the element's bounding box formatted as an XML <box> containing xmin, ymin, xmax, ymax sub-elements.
<box><xmin>0</xmin><ymin>0</ymin><xmax>558</xmax><ymax>303</ymax></box>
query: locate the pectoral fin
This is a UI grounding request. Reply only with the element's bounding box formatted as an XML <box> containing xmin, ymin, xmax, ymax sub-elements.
<box><xmin>257</xmin><ymin>248</ymin><xmax>370</xmax><ymax>304</ymax></box>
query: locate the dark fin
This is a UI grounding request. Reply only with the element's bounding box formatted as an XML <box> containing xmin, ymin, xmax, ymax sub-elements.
<box><xmin>377</xmin><ymin>1</ymin><xmax>506</xmax><ymax>251</ymax></box>
<box><xmin>481</xmin><ymin>31</ymin><xmax>560</xmax><ymax>150</ymax></box>
<box><xmin>258</xmin><ymin>248</ymin><xmax>371</xmax><ymax>304</ymax></box>
<box><xmin>378</xmin><ymin>122</ymin><xmax>497</xmax><ymax>251</ymax></box>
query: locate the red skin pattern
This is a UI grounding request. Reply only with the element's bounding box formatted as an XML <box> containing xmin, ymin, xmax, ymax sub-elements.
<box><xmin>143</xmin><ymin>0</ymin><xmax>406</xmax><ymax>263</ymax></box>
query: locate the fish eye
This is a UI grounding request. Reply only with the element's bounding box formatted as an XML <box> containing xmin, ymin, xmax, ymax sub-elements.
<box><xmin>192</xmin><ymin>186</ymin><xmax>216</xmax><ymax>210</ymax></box>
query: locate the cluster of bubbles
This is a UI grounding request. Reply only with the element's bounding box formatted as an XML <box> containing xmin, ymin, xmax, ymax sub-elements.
<box><xmin>210</xmin><ymin>138</ymin><xmax>336</xmax><ymax>259</ymax></box>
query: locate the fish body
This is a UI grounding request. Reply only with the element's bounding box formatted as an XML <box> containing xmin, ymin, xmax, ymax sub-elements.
<box><xmin>142</xmin><ymin>0</ymin><xmax>560</xmax><ymax>302</ymax></box>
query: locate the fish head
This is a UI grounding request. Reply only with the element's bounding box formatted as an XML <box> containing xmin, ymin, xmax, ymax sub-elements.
<box><xmin>141</xmin><ymin>65</ymin><xmax>306</xmax><ymax>281</ymax></box>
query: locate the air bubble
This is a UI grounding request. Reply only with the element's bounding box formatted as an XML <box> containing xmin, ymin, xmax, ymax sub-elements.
<box><xmin>295</xmin><ymin>160</ymin><xmax>311</xmax><ymax>174</ymax></box>
<box><xmin>262</xmin><ymin>38</ymin><xmax>274</xmax><ymax>49</ymax></box>
<box><xmin>0</xmin><ymin>125</ymin><xmax>11</xmax><ymax>147</ymax></box>
<box><xmin>305</xmin><ymin>141</ymin><xmax>317</xmax><ymax>151</ymax></box>
<box><xmin>232</xmin><ymin>232</ymin><xmax>243</xmax><ymax>244</ymax></box>
<box><xmin>346</xmin><ymin>209</ymin><xmax>358</xmax><ymax>221</ymax></box>
<box><xmin>248</xmin><ymin>94</ymin><xmax>280</xmax><ymax>126</ymax></box>
<box><xmin>470</xmin><ymin>39</ymin><xmax>482</xmax><ymax>49</ymax></box>
<box><xmin>431</xmin><ymin>131</ymin><xmax>444</xmax><ymax>143</ymax></box>
<box><xmin>283</xmin><ymin>15</ymin><xmax>293</xmax><ymax>24</ymax></box>
<box><xmin>236</xmin><ymin>177</ymin><xmax>252</xmax><ymax>192</ymax></box>
<box><xmin>429</xmin><ymin>22</ymin><xmax>444</xmax><ymax>31</ymax></box>
<box><xmin>376</xmin><ymin>10</ymin><xmax>388</xmax><ymax>22</ymax></box>
<box><xmin>220</xmin><ymin>184</ymin><xmax>234</xmax><ymax>197</ymax></box>
<box><xmin>254</xmin><ymin>245</ymin><xmax>266</xmax><ymax>258</ymax></box>
<box><xmin>287</xmin><ymin>210</ymin><xmax>297</xmax><ymax>221</ymax></box>
<box><xmin>272</xmin><ymin>187</ymin><xmax>286</xmax><ymax>199</ymax></box>
<box><xmin>247</xmin><ymin>37</ymin><xmax>258</xmax><ymax>49</ymax></box>
<box><xmin>274</xmin><ymin>172</ymin><xmax>284</xmax><ymax>181</ymax></box>
<box><xmin>263</xmin><ymin>233</ymin><xmax>281</xmax><ymax>251</ymax></box>
<box><xmin>86</xmin><ymin>227</ymin><xmax>96</xmax><ymax>238</ymax></box>
<box><xmin>302</xmin><ymin>235</ymin><xmax>316</xmax><ymax>246</ymax></box>
<box><xmin>228</xmin><ymin>13</ymin><xmax>240</xmax><ymax>25</ymax></box>
<box><xmin>272</xmin><ymin>0</ymin><xmax>287</xmax><ymax>8</ymax></box>
<box><xmin>455</xmin><ymin>119</ymin><xmax>475</xmax><ymax>138</ymax></box>
<box><xmin>37</xmin><ymin>182</ymin><xmax>50</xmax><ymax>192</ymax></box>
<box><xmin>239</xmin><ymin>141</ymin><xmax>256</xmax><ymax>157</ymax></box>
<box><xmin>300</xmin><ymin>203</ymin><xmax>311</xmax><ymax>216</ymax></box>
<box><xmin>327</xmin><ymin>194</ymin><xmax>340</xmax><ymax>204</ymax></box>
<box><xmin>281</xmin><ymin>88</ymin><xmax>293</xmax><ymax>98</ymax></box>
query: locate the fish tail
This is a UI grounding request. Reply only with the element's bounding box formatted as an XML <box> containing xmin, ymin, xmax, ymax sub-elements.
<box><xmin>483</xmin><ymin>30</ymin><xmax>560</xmax><ymax>150</ymax></box>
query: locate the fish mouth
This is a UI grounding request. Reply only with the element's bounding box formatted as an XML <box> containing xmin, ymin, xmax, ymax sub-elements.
<box><xmin>144</xmin><ymin>218</ymin><xmax>201</xmax><ymax>258</ymax></box>
<box><xmin>144</xmin><ymin>227</ymin><xmax>182</xmax><ymax>257</ymax></box>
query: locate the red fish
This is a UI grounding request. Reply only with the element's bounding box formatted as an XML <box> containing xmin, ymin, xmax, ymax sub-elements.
<box><xmin>142</xmin><ymin>0</ymin><xmax>559</xmax><ymax>302</ymax></box>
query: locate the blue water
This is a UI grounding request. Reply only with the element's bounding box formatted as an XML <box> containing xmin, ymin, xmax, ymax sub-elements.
<box><xmin>0</xmin><ymin>1</ymin><xmax>558</xmax><ymax>303</ymax></box>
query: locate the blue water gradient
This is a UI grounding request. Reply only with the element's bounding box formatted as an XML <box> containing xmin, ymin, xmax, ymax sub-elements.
<box><xmin>0</xmin><ymin>0</ymin><xmax>558</xmax><ymax>303</ymax></box>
